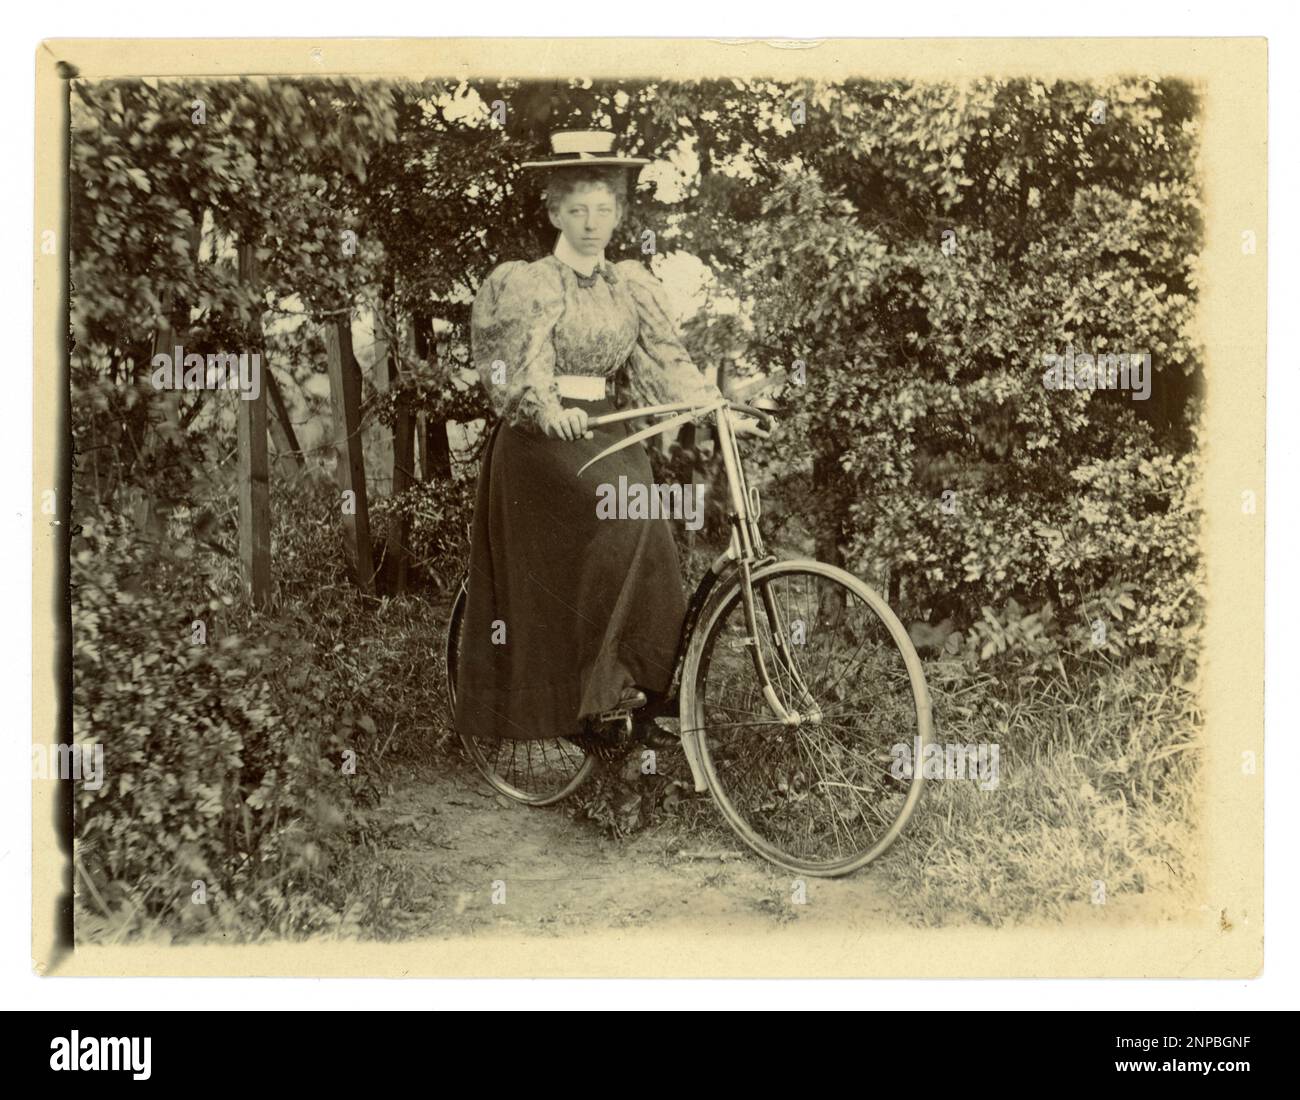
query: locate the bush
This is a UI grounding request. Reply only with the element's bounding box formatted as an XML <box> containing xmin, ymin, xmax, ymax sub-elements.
<box><xmin>71</xmin><ymin>475</ymin><xmax>449</xmax><ymax>942</ymax></box>
<box><xmin>727</xmin><ymin>79</ymin><xmax>1203</xmax><ymax>671</ymax></box>
<box><xmin>72</xmin><ymin>513</ymin><xmax>340</xmax><ymax>936</ymax></box>
<box><xmin>367</xmin><ymin>473</ymin><xmax>476</xmax><ymax>592</ymax></box>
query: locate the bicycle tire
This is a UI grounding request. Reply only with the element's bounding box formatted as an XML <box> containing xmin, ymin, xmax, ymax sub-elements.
<box><xmin>445</xmin><ymin>577</ymin><xmax>595</xmax><ymax>806</ymax></box>
<box><xmin>680</xmin><ymin>559</ymin><xmax>932</xmax><ymax>877</ymax></box>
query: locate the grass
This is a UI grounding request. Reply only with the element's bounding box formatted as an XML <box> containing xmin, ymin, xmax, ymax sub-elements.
<box><xmin>564</xmin><ymin>652</ymin><xmax>1202</xmax><ymax>928</ymax></box>
<box><xmin>558</xmin><ymin>537</ymin><xmax>1203</xmax><ymax>927</ymax></box>
<box><xmin>873</xmin><ymin>654</ymin><xmax>1202</xmax><ymax>926</ymax></box>
<box><xmin>74</xmin><ymin>502</ymin><xmax>1202</xmax><ymax>938</ymax></box>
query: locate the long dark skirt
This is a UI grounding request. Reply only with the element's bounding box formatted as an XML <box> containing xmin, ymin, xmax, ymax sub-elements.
<box><xmin>453</xmin><ymin>394</ymin><xmax>688</xmax><ymax>741</ymax></box>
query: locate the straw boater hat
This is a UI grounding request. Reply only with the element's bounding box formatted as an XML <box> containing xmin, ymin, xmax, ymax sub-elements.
<box><xmin>519</xmin><ymin>129</ymin><xmax>651</xmax><ymax>170</ymax></box>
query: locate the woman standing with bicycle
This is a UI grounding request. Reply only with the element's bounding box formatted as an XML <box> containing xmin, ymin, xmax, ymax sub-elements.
<box><xmin>453</xmin><ymin>129</ymin><xmax>763</xmax><ymax>755</ymax></box>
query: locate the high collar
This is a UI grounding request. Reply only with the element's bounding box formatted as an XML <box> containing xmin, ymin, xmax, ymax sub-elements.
<box><xmin>552</xmin><ymin>233</ymin><xmax>605</xmax><ymax>277</ymax></box>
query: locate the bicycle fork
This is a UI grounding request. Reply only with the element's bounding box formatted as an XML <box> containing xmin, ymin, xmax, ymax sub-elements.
<box><xmin>677</xmin><ymin>413</ymin><xmax>822</xmax><ymax>793</ymax></box>
<box><xmin>715</xmin><ymin>408</ymin><xmax>820</xmax><ymax>727</ymax></box>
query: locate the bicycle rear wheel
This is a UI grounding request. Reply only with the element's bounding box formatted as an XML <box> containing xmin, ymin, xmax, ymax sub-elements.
<box><xmin>445</xmin><ymin>577</ymin><xmax>595</xmax><ymax>805</ymax></box>
<box><xmin>681</xmin><ymin>560</ymin><xmax>932</xmax><ymax>876</ymax></box>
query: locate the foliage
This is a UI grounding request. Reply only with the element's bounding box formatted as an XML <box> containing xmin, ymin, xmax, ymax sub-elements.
<box><xmin>66</xmin><ymin>74</ymin><xmax>1207</xmax><ymax>934</ymax></box>
<box><xmin>72</xmin><ymin>510</ymin><xmax>346</xmax><ymax>936</ymax></box>
<box><xmin>71</xmin><ymin>76</ymin><xmax>398</xmax><ymax>344</ymax></box>
<box><xmin>71</xmin><ymin>481</ymin><xmax>448</xmax><ymax>942</ymax></box>
<box><xmin>369</xmin><ymin>474</ymin><xmax>477</xmax><ymax>587</ymax></box>
<box><xmin>70</xmin><ymin>75</ymin><xmax>1206</xmax><ymax>673</ymax></box>
<box><xmin>721</xmin><ymin>79</ymin><xmax>1203</xmax><ymax>666</ymax></box>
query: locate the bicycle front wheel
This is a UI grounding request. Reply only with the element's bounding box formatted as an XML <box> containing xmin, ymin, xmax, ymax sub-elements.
<box><xmin>681</xmin><ymin>560</ymin><xmax>932</xmax><ymax>877</ymax></box>
<box><xmin>445</xmin><ymin>577</ymin><xmax>595</xmax><ymax>806</ymax></box>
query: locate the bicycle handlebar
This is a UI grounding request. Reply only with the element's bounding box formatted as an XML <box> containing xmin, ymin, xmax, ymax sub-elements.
<box><xmin>584</xmin><ymin>401</ymin><xmax>708</xmax><ymax>429</ymax></box>
<box><xmin>585</xmin><ymin>367</ymin><xmax>786</xmax><ymax>430</ymax></box>
<box><xmin>727</xmin><ymin>401</ymin><xmax>777</xmax><ymax>435</ymax></box>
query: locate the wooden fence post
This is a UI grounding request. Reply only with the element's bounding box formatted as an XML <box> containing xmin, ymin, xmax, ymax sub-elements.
<box><xmin>325</xmin><ymin>318</ymin><xmax>375</xmax><ymax>593</ymax></box>
<box><xmin>382</xmin><ymin>334</ymin><xmax>414</xmax><ymax>594</ymax></box>
<box><xmin>236</xmin><ymin>243</ymin><xmax>271</xmax><ymax>608</ymax></box>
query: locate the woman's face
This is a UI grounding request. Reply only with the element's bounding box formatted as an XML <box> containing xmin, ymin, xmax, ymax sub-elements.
<box><xmin>548</xmin><ymin>181</ymin><xmax>621</xmax><ymax>257</ymax></box>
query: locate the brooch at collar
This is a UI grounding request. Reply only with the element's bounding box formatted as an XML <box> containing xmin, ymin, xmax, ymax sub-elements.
<box><xmin>575</xmin><ymin>263</ymin><xmax>619</xmax><ymax>289</ymax></box>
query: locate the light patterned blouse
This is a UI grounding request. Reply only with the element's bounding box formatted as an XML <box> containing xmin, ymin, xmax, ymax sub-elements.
<box><xmin>470</xmin><ymin>254</ymin><xmax>722</xmax><ymax>431</ymax></box>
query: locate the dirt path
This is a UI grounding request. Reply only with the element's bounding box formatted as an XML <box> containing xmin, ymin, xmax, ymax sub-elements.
<box><xmin>374</xmin><ymin>757</ymin><xmax>905</xmax><ymax>939</ymax></box>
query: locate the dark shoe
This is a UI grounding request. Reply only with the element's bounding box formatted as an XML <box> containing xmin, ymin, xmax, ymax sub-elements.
<box><xmin>633</xmin><ymin>716</ymin><xmax>679</xmax><ymax>751</ymax></box>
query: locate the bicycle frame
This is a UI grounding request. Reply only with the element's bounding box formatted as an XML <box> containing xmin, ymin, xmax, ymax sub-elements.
<box><xmin>585</xmin><ymin>395</ymin><xmax>822</xmax><ymax>793</ymax></box>
<box><xmin>712</xmin><ymin>404</ymin><xmax>821</xmax><ymax>724</ymax></box>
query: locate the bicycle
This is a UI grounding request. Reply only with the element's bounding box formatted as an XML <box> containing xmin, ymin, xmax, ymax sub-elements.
<box><xmin>445</xmin><ymin>370</ymin><xmax>934</xmax><ymax>877</ymax></box>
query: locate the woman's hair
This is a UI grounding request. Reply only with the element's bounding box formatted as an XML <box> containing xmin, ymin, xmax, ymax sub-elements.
<box><xmin>542</xmin><ymin>166</ymin><xmax>630</xmax><ymax>216</ymax></box>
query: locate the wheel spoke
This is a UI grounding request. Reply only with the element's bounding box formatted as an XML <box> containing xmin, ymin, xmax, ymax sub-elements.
<box><xmin>446</xmin><ymin>586</ymin><xmax>591</xmax><ymax>805</ymax></box>
<box><xmin>691</xmin><ymin>565</ymin><xmax>929</xmax><ymax>872</ymax></box>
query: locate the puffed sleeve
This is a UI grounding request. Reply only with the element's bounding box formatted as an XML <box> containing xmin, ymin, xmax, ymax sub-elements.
<box><xmin>616</xmin><ymin>260</ymin><xmax>723</xmax><ymax>409</ymax></box>
<box><xmin>471</xmin><ymin>260</ymin><xmax>566</xmax><ymax>431</ymax></box>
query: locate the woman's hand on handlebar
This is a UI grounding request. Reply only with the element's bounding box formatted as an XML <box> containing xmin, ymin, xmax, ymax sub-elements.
<box><xmin>730</xmin><ymin>414</ymin><xmax>775</xmax><ymax>440</ymax></box>
<box><xmin>540</xmin><ymin>407</ymin><xmax>593</xmax><ymax>441</ymax></box>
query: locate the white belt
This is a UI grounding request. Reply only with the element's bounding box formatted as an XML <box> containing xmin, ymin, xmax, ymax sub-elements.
<box><xmin>555</xmin><ymin>374</ymin><xmax>608</xmax><ymax>400</ymax></box>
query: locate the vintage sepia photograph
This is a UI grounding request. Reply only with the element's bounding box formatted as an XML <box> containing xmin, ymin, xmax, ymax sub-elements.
<box><xmin>31</xmin><ymin>37</ymin><xmax>1265</xmax><ymax>978</ymax></box>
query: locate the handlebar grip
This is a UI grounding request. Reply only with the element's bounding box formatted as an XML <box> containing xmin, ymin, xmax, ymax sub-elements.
<box><xmin>728</xmin><ymin>401</ymin><xmax>776</xmax><ymax>434</ymax></box>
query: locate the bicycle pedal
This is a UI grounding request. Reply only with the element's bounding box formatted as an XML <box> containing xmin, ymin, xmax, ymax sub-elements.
<box><xmin>571</xmin><ymin>714</ymin><xmax>636</xmax><ymax>763</ymax></box>
<box><xmin>604</xmin><ymin>714</ymin><xmax>635</xmax><ymax>739</ymax></box>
